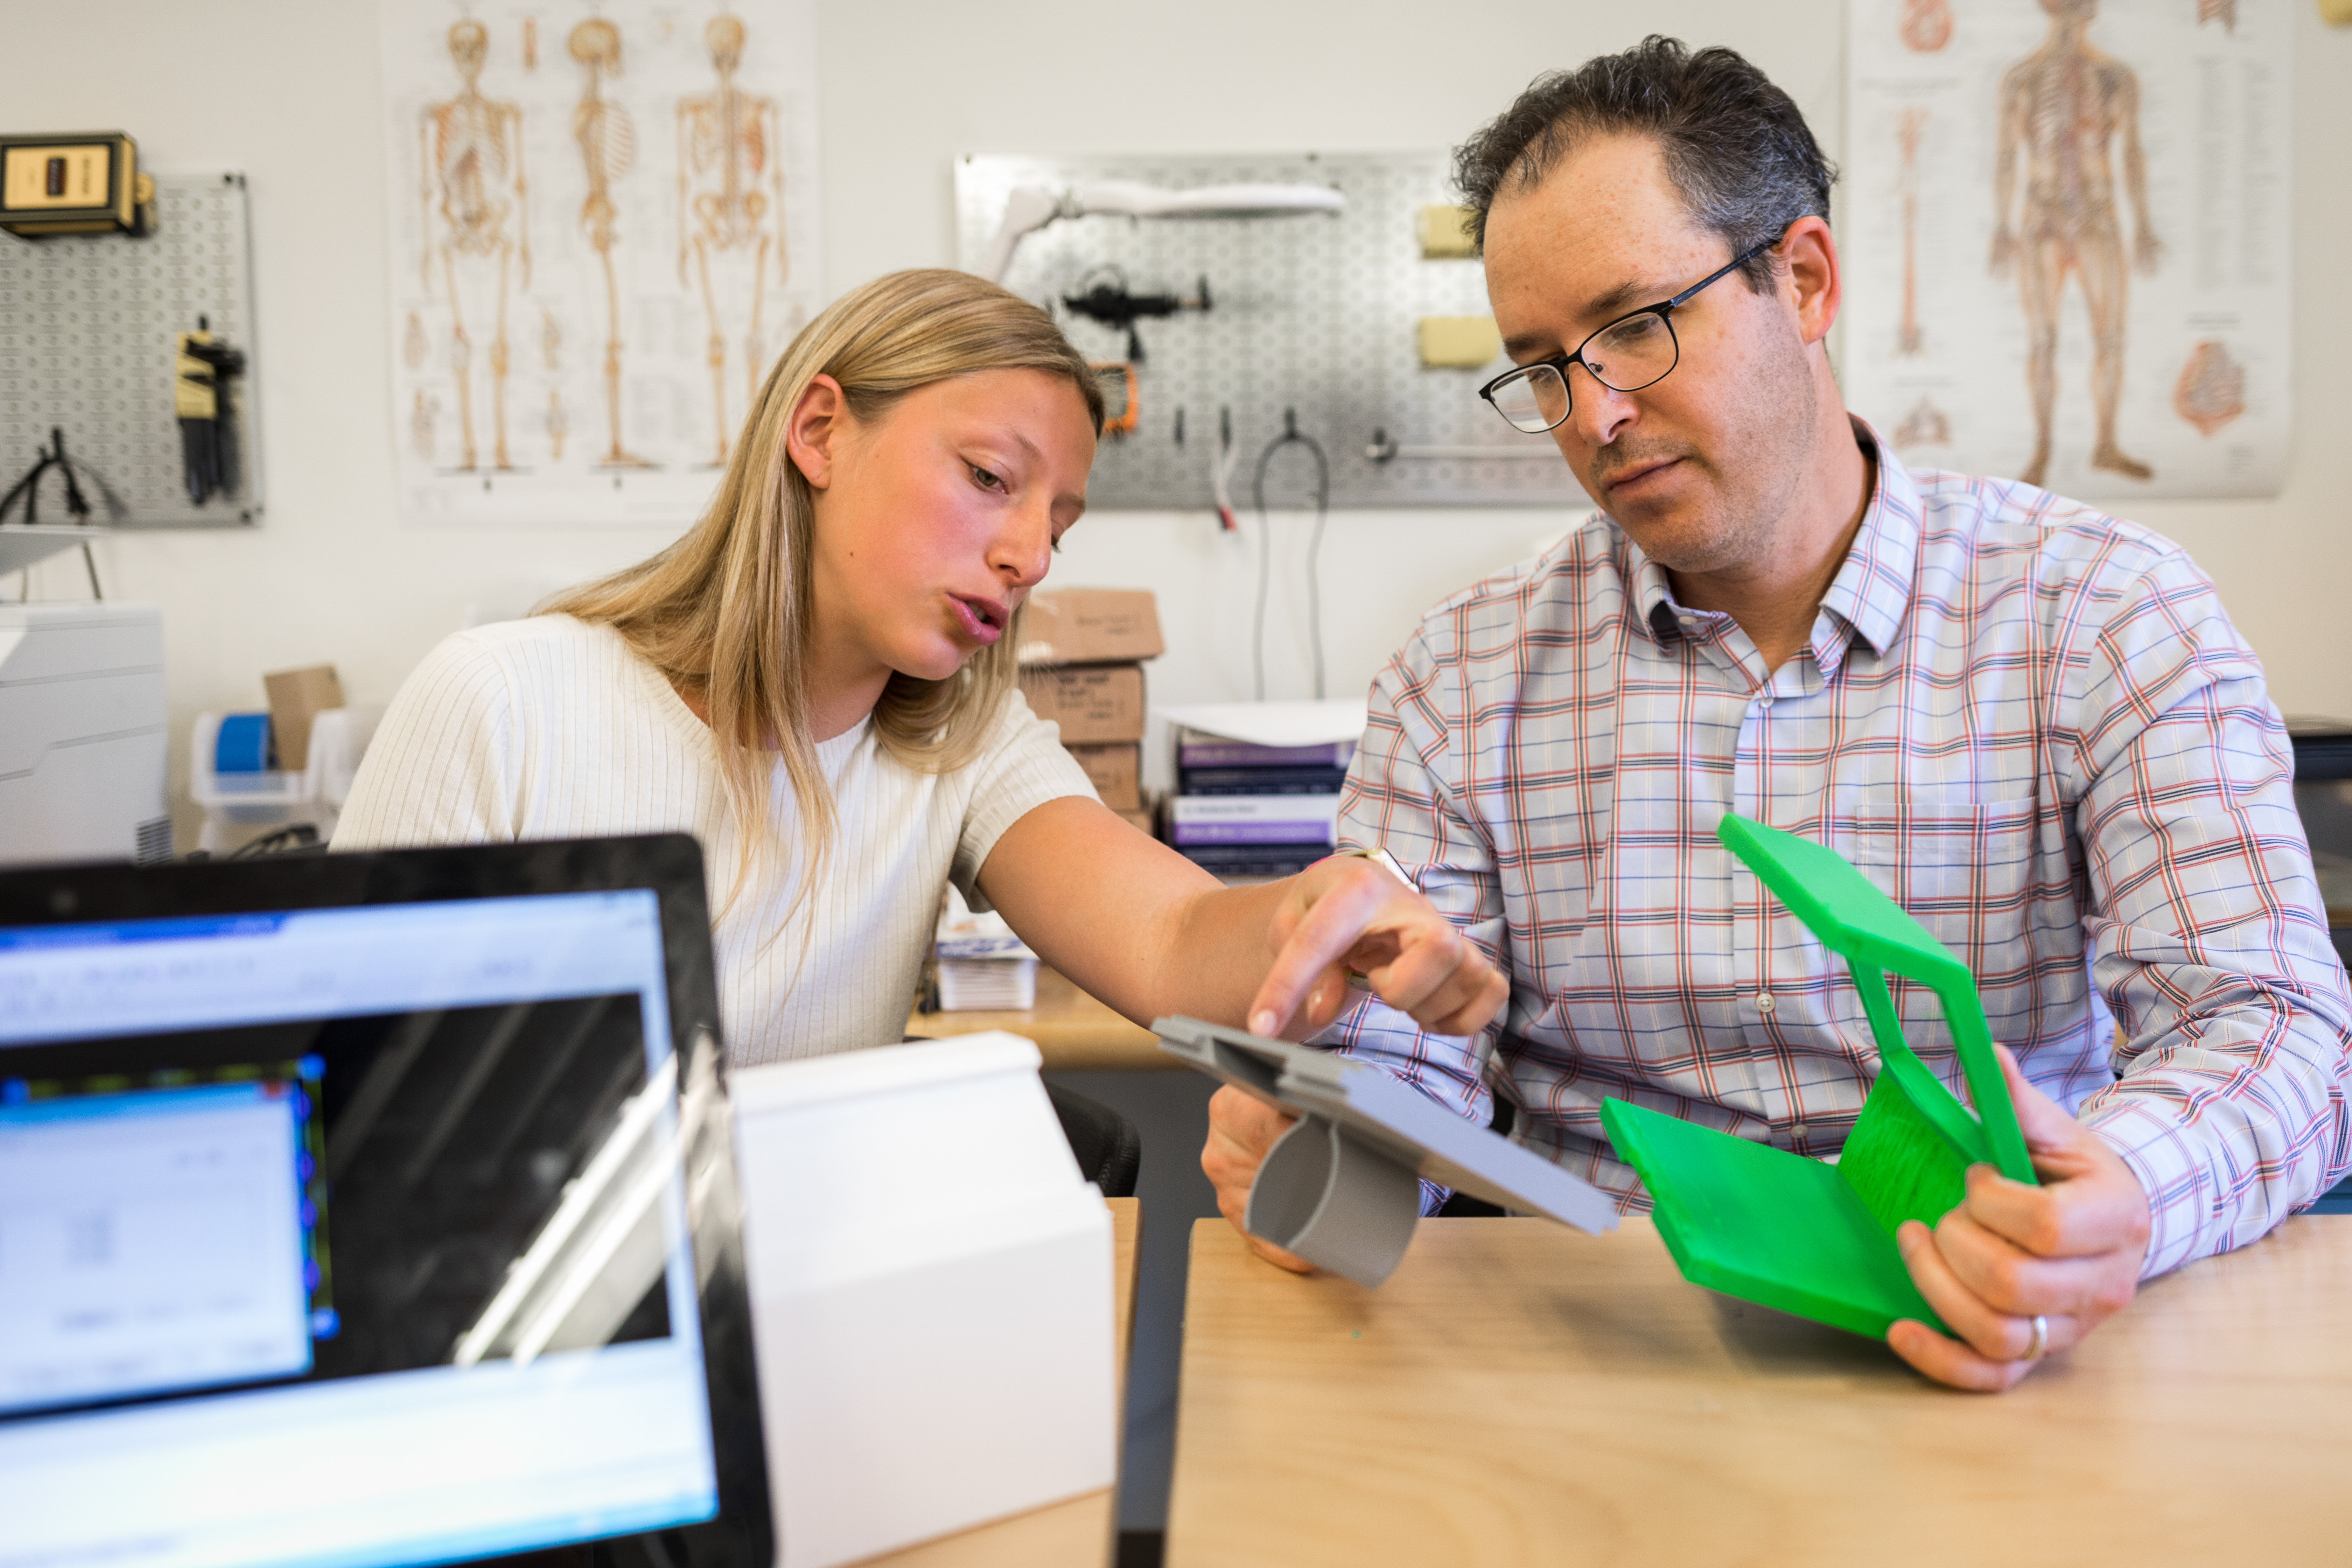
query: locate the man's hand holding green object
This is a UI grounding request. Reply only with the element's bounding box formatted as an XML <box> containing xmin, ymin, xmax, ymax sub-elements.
<box><xmin>1890</xmin><ymin>1046</ymin><xmax>2153</xmax><ymax>1391</ymax></box>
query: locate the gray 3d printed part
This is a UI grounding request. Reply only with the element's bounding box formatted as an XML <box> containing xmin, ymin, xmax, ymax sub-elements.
<box><xmin>1153</xmin><ymin>1016</ymin><xmax>1618</xmax><ymax>1287</ymax></box>
<box><xmin>1245</xmin><ymin>1114</ymin><xmax>1423</xmax><ymax>1287</ymax></box>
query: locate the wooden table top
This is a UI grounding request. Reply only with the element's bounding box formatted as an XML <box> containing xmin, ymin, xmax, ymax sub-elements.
<box><xmin>855</xmin><ymin>1196</ymin><xmax>1142</xmax><ymax>1568</ymax></box>
<box><xmin>1167</xmin><ymin>1213</ymin><xmax>2352</xmax><ymax>1568</ymax></box>
<box><xmin>907</xmin><ymin>966</ymin><xmax>1170</xmax><ymax>1072</ymax></box>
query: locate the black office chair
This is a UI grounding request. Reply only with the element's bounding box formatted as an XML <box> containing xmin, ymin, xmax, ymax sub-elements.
<box><xmin>1045</xmin><ymin>1082</ymin><xmax>1142</xmax><ymax>1199</ymax></box>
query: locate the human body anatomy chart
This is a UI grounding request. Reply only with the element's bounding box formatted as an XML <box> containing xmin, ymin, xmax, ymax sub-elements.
<box><xmin>1845</xmin><ymin>0</ymin><xmax>2290</xmax><ymax>499</ymax></box>
<box><xmin>382</xmin><ymin>0</ymin><xmax>820</xmax><ymax>526</ymax></box>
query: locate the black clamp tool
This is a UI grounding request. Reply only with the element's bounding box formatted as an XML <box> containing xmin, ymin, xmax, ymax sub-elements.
<box><xmin>1059</xmin><ymin>268</ymin><xmax>1211</xmax><ymax>362</ymax></box>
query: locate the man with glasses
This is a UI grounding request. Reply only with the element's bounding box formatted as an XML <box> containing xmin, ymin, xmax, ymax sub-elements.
<box><xmin>1212</xmin><ymin>37</ymin><xmax>2351</xmax><ymax>1391</ymax></box>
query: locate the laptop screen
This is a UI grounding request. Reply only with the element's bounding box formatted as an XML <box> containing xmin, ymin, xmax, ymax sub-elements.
<box><xmin>0</xmin><ymin>888</ymin><xmax>726</xmax><ymax>1568</ymax></box>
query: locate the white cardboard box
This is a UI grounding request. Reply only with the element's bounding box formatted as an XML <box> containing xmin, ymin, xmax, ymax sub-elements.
<box><xmin>729</xmin><ymin>1034</ymin><xmax>1115</xmax><ymax>1568</ymax></box>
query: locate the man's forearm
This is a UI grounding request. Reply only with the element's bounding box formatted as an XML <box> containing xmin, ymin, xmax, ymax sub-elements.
<box><xmin>2081</xmin><ymin>994</ymin><xmax>2352</xmax><ymax>1275</ymax></box>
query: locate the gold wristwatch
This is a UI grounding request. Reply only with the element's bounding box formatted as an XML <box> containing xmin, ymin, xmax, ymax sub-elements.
<box><xmin>1334</xmin><ymin>845</ymin><xmax>1411</xmax><ymax>886</ymax></box>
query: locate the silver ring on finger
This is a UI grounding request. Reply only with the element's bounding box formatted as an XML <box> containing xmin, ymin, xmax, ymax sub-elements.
<box><xmin>2021</xmin><ymin>1313</ymin><xmax>2049</xmax><ymax>1363</ymax></box>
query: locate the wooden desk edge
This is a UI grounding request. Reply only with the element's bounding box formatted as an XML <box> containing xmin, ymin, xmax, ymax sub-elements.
<box><xmin>905</xmin><ymin>968</ymin><xmax>1178</xmax><ymax>1072</ymax></box>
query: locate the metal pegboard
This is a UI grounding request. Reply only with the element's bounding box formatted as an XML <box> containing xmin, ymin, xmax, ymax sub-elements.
<box><xmin>0</xmin><ymin>172</ymin><xmax>263</xmax><ymax>528</ymax></box>
<box><xmin>956</xmin><ymin>152</ymin><xmax>1581</xmax><ymax>510</ymax></box>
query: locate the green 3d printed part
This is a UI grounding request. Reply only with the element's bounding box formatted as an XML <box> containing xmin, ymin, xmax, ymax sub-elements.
<box><xmin>1599</xmin><ymin>814</ymin><xmax>2038</xmax><ymax>1338</ymax></box>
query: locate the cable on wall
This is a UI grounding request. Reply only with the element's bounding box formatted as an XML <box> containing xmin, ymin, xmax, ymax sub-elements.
<box><xmin>1251</xmin><ymin>407</ymin><xmax>1331</xmax><ymax>701</ymax></box>
<box><xmin>1210</xmin><ymin>406</ymin><xmax>1239</xmax><ymax>532</ymax></box>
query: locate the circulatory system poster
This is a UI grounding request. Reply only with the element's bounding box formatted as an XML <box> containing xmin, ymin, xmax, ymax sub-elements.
<box><xmin>1844</xmin><ymin>0</ymin><xmax>2291</xmax><ymax>499</ymax></box>
<box><xmin>382</xmin><ymin>0</ymin><xmax>822</xmax><ymax>526</ymax></box>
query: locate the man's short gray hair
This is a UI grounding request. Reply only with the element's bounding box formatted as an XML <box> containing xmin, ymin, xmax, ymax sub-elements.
<box><xmin>1454</xmin><ymin>36</ymin><xmax>1838</xmax><ymax>291</ymax></box>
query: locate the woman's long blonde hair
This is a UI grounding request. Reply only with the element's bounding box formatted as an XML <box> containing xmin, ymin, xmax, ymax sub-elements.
<box><xmin>539</xmin><ymin>268</ymin><xmax>1105</xmax><ymax>907</ymax></box>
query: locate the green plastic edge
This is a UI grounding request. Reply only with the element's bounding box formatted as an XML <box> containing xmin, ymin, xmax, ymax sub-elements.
<box><xmin>1716</xmin><ymin>813</ymin><xmax>2035</xmax><ymax>1186</ymax></box>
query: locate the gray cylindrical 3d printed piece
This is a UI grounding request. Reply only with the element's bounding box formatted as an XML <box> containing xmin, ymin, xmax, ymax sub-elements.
<box><xmin>1244</xmin><ymin>1114</ymin><xmax>1422</xmax><ymax>1286</ymax></box>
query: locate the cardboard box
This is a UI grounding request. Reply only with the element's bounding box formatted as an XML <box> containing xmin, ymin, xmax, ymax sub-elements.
<box><xmin>262</xmin><ymin>664</ymin><xmax>344</xmax><ymax>772</ymax></box>
<box><xmin>1017</xmin><ymin>589</ymin><xmax>1163</xmax><ymax>667</ymax></box>
<box><xmin>1067</xmin><ymin>742</ymin><xmax>1141</xmax><ymax>811</ymax></box>
<box><xmin>1020</xmin><ymin>663</ymin><xmax>1145</xmax><ymax>745</ymax></box>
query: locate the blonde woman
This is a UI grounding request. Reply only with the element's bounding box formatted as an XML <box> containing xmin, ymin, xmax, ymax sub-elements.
<box><xmin>337</xmin><ymin>270</ymin><xmax>1502</xmax><ymax>1067</ymax></box>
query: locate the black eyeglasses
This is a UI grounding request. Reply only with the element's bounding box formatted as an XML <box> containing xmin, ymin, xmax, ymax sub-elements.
<box><xmin>1477</xmin><ymin>236</ymin><xmax>1780</xmax><ymax>435</ymax></box>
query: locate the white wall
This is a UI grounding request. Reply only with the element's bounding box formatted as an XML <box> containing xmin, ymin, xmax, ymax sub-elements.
<box><xmin>9</xmin><ymin>0</ymin><xmax>2350</xmax><ymax>831</ymax></box>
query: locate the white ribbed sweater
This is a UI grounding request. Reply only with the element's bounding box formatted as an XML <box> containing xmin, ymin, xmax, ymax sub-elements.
<box><xmin>332</xmin><ymin>615</ymin><xmax>1092</xmax><ymax>1066</ymax></box>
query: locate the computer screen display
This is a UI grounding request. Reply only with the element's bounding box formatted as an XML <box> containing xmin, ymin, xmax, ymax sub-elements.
<box><xmin>0</xmin><ymin>888</ymin><xmax>728</xmax><ymax>1568</ymax></box>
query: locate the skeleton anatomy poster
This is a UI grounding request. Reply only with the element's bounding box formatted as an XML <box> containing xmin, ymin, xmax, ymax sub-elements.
<box><xmin>382</xmin><ymin>0</ymin><xmax>821</xmax><ymax>526</ymax></box>
<box><xmin>1845</xmin><ymin>0</ymin><xmax>2291</xmax><ymax>499</ymax></box>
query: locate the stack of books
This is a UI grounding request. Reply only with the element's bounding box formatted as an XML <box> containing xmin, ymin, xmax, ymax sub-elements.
<box><xmin>932</xmin><ymin>897</ymin><xmax>1040</xmax><ymax>1011</ymax></box>
<box><xmin>1169</xmin><ymin>729</ymin><xmax>1355</xmax><ymax>878</ymax></box>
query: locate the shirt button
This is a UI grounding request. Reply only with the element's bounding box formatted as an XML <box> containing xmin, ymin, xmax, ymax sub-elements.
<box><xmin>1756</xmin><ymin>993</ymin><xmax>1776</xmax><ymax>1013</ymax></box>
<box><xmin>1790</xmin><ymin>1122</ymin><xmax>1809</xmax><ymax>1140</ymax></box>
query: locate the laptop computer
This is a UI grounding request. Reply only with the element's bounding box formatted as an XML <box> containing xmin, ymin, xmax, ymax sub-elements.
<box><xmin>0</xmin><ymin>835</ymin><xmax>773</xmax><ymax>1568</ymax></box>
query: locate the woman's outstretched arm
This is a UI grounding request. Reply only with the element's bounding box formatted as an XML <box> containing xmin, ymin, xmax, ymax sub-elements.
<box><xmin>975</xmin><ymin>796</ymin><xmax>1505</xmax><ymax>1042</ymax></box>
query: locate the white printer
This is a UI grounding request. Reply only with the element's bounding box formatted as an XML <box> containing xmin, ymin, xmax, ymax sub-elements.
<box><xmin>0</xmin><ymin>602</ymin><xmax>170</xmax><ymax>867</ymax></box>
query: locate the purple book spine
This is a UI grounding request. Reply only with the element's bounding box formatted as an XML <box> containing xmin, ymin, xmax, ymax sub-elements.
<box><xmin>1171</xmin><ymin>822</ymin><xmax>1341</xmax><ymax>846</ymax></box>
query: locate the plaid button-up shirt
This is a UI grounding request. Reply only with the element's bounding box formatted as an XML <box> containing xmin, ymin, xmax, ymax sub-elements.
<box><xmin>1328</xmin><ymin>425</ymin><xmax>2352</xmax><ymax>1277</ymax></box>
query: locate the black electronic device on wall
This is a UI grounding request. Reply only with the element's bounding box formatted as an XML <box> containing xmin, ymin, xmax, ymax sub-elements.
<box><xmin>0</xmin><ymin>132</ymin><xmax>150</xmax><ymax>238</ymax></box>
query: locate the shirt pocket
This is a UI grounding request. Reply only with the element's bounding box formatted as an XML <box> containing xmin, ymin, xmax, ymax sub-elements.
<box><xmin>1840</xmin><ymin>797</ymin><xmax>2047</xmax><ymax>1055</ymax></box>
